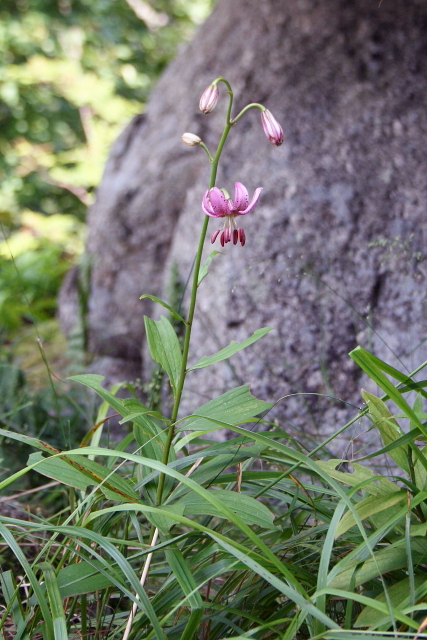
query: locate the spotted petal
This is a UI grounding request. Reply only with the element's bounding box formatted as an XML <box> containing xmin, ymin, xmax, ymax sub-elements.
<box><xmin>202</xmin><ymin>190</ymin><xmax>217</xmax><ymax>217</ymax></box>
<box><xmin>233</xmin><ymin>182</ymin><xmax>249</xmax><ymax>211</ymax></box>
<box><xmin>208</xmin><ymin>187</ymin><xmax>229</xmax><ymax>216</ymax></box>
<box><xmin>238</xmin><ymin>187</ymin><xmax>263</xmax><ymax>215</ymax></box>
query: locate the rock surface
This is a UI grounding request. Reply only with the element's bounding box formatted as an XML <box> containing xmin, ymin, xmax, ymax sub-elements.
<box><xmin>60</xmin><ymin>0</ymin><xmax>427</xmax><ymax>453</ymax></box>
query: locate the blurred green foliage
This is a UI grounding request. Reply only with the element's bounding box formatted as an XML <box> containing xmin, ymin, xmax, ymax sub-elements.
<box><xmin>0</xmin><ymin>0</ymin><xmax>214</xmax><ymax>336</ymax></box>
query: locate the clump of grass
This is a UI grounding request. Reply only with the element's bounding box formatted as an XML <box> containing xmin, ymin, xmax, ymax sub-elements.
<box><xmin>2</xmin><ymin>347</ymin><xmax>427</xmax><ymax>639</ymax></box>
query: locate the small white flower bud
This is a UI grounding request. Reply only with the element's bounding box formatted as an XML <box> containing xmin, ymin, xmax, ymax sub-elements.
<box><xmin>181</xmin><ymin>132</ymin><xmax>202</xmax><ymax>146</ymax></box>
<box><xmin>199</xmin><ymin>83</ymin><xmax>219</xmax><ymax>114</ymax></box>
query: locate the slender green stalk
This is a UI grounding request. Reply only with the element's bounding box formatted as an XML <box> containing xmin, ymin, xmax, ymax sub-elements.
<box><xmin>231</xmin><ymin>102</ymin><xmax>264</xmax><ymax>124</ymax></box>
<box><xmin>155</xmin><ymin>83</ymin><xmax>235</xmax><ymax>506</ymax></box>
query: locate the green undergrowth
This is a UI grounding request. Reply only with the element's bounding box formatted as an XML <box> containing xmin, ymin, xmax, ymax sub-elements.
<box><xmin>1</xmin><ymin>345</ymin><xmax>427</xmax><ymax>639</ymax></box>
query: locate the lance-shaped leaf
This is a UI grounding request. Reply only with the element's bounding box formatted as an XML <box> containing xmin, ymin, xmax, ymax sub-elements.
<box><xmin>178</xmin><ymin>489</ymin><xmax>277</xmax><ymax>529</ymax></box>
<box><xmin>28</xmin><ymin>451</ymin><xmax>140</xmax><ymax>502</ymax></box>
<box><xmin>187</xmin><ymin>327</ymin><xmax>272</xmax><ymax>371</ymax></box>
<box><xmin>335</xmin><ymin>490</ymin><xmax>406</xmax><ymax>538</ymax></box>
<box><xmin>198</xmin><ymin>250</ymin><xmax>221</xmax><ymax>285</ymax></box>
<box><xmin>179</xmin><ymin>385</ymin><xmax>273</xmax><ymax>432</ymax></box>
<box><xmin>140</xmin><ymin>294</ymin><xmax>186</xmax><ymax>324</ymax></box>
<box><xmin>144</xmin><ymin>316</ymin><xmax>182</xmax><ymax>396</ymax></box>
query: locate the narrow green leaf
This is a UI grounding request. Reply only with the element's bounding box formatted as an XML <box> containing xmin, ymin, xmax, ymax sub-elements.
<box><xmin>197</xmin><ymin>250</ymin><xmax>221</xmax><ymax>285</ymax></box>
<box><xmin>335</xmin><ymin>491</ymin><xmax>406</xmax><ymax>538</ymax></box>
<box><xmin>314</xmin><ymin>501</ymin><xmax>347</xmax><ymax>635</ymax></box>
<box><xmin>144</xmin><ymin>316</ymin><xmax>182</xmax><ymax>395</ymax></box>
<box><xmin>187</xmin><ymin>327</ymin><xmax>272</xmax><ymax>371</ymax></box>
<box><xmin>0</xmin><ymin>571</ymin><xmax>30</xmax><ymax>640</ymax></box>
<box><xmin>37</xmin><ymin>524</ymin><xmax>167</xmax><ymax>640</ymax></box>
<box><xmin>0</xmin><ymin>426</ymin><xmax>61</xmax><ymax>455</ymax></box>
<box><xmin>211</xmin><ymin>535</ymin><xmax>340</xmax><ymax>630</ymax></box>
<box><xmin>362</xmin><ymin>390</ymin><xmax>409</xmax><ymax>473</ymax></box>
<box><xmin>140</xmin><ymin>294</ymin><xmax>186</xmax><ymax>324</ymax></box>
<box><xmin>179</xmin><ymin>385</ymin><xmax>273</xmax><ymax>432</ymax></box>
<box><xmin>165</xmin><ymin>547</ymin><xmax>203</xmax><ymax>611</ymax></box>
<box><xmin>39</xmin><ymin>563</ymin><xmax>68</xmax><ymax>640</ymax></box>
<box><xmin>0</xmin><ymin>524</ymin><xmax>54</xmax><ymax>640</ymax></box>
<box><xmin>164</xmin><ymin>547</ymin><xmax>203</xmax><ymax>640</ymax></box>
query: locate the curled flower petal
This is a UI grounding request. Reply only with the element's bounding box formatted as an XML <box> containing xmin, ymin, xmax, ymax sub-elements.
<box><xmin>202</xmin><ymin>190</ymin><xmax>216</xmax><ymax>217</ymax></box>
<box><xmin>237</xmin><ymin>187</ymin><xmax>263</xmax><ymax>215</ymax></box>
<box><xmin>233</xmin><ymin>182</ymin><xmax>249</xmax><ymax>211</ymax></box>
<box><xmin>202</xmin><ymin>181</ymin><xmax>262</xmax><ymax>248</ymax></box>
<box><xmin>208</xmin><ymin>187</ymin><xmax>229</xmax><ymax>216</ymax></box>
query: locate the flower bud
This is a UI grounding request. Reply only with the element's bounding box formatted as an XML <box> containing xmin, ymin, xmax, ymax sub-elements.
<box><xmin>181</xmin><ymin>132</ymin><xmax>201</xmax><ymax>146</ymax></box>
<box><xmin>199</xmin><ymin>83</ymin><xmax>219</xmax><ymax>114</ymax></box>
<box><xmin>260</xmin><ymin>109</ymin><xmax>283</xmax><ymax>146</ymax></box>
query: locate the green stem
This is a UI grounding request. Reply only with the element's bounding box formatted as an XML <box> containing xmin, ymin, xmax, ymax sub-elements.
<box><xmin>199</xmin><ymin>142</ymin><xmax>213</xmax><ymax>163</ymax></box>
<box><xmin>155</xmin><ymin>85</ymin><xmax>234</xmax><ymax>506</ymax></box>
<box><xmin>231</xmin><ymin>102</ymin><xmax>264</xmax><ymax>125</ymax></box>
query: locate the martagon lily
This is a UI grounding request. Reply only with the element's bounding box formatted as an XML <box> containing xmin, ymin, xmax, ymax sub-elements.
<box><xmin>202</xmin><ymin>182</ymin><xmax>263</xmax><ymax>246</ymax></box>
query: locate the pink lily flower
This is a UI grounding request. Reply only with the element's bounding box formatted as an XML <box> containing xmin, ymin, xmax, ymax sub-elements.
<box><xmin>202</xmin><ymin>182</ymin><xmax>263</xmax><ymax>247</ymax></box>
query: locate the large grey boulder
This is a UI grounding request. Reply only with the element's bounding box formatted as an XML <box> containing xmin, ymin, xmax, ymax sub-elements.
<box><xmin>59</xmin><ymin>0</ymin><xmax>427</xmax><ymax>451</ymax></box>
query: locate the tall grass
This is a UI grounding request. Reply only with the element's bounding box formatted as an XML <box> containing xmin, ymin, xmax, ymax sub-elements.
<box><xmin>2</xmin><ymin>348</ymin><xmax>427</xmax><ymax>639</ymax></box>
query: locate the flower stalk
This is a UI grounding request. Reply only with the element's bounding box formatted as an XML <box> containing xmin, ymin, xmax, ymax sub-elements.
<box><xmin>155</xmin><ymin>84</ymin><xmax>235</xmax><ymax>506</ymax></box>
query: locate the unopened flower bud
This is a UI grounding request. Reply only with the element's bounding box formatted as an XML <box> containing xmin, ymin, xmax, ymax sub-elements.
<box><xmin>260</xmin><ymin>109</ymin><xmax>283</xmax><ymax>146</ymax></box>
<box><xmin>199</xmin><ymin>83</ymin><xmax>219</xmax><ymax>114</ymax></box>
<box><xmin>181</xmin><ymin>132</ymin><xmax>201</xmax><ymax>146</ymax></box>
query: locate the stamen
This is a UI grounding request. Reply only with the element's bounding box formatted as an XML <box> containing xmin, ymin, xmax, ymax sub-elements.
<box><xmin>210</xmin><ymin>229</ymin><xmax>220</xmax><ymax>244</ymax></box>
